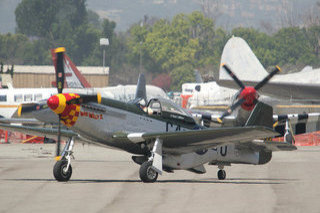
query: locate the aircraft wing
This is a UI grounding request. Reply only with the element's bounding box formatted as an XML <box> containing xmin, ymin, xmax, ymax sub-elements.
<box><xmin>0</xmin><ymin>118</ymin><xmax>44</xmax><ymax>125</ymax></box>
<box><xmin>218</xmin><ymin>80</ymin><xmax>320</xmax><ymax>102</ymax></box>
<box><xmin>236</xmin><ymin>140</ymin><xmax>296</xmax><ymax>152</ymax></box>
<box><xmin>0</xmin><ymin>123</ymin><xmax>78</xmax><ymax>140</ymax></box>
<box><xmin>123</xmin><ymin>126</ymin><xmax>279</xmax><ymax>153</ymax></box>
<box><xmin>192</xmin><ymin>110</ymin><xmax>320</xmax><ymax>129</ymax></box>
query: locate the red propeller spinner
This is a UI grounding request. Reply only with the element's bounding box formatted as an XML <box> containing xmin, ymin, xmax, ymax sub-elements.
<box><xmin>238</xmin><ymin>86</ymin><xmax>259</xmax><ymax>111</ymax></box>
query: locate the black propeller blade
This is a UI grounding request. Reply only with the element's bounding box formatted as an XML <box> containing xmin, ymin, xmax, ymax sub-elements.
<box><xmin>55</xmin><ymin>47</ymin><xmax>65</xmax><ymax>94</ymax></box>
<box><xmin>221</xmin><ymin>64</ymin><xmax>245</xmax><ymax>89</ymax></box>
<box><xmin>17</xmin><ymin>103</ymin><xmax>47</xmax><ymax>117</ymax></box>
<box><xmin>218</xmin><ymin>98</ymin><xmax>245</xmax><ymax>123</ymax></box>
<box><xmin>217</xmin><ymin>64</ymin><xmax>281</xmax><ymax>124</ymax></box>
<box><xmin>66</xmin><ymin>94</ymin><xmax>101</xmax><ymax>105</ymax></box>
<box><xmin>254</xmin><ymin>66</ymin><xmax>281</xmax><ymax>90</ymax></box>
<box><xmin>54</xmin><ymin>47</ymin><xmax>65</xmax><ymax>160</ymax></box>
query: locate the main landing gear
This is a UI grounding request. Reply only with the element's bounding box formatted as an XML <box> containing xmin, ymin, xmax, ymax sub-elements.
<box><xmin>53</xmin><ymin>137</ymin><xmax>74</xmax><ymax>182</ymax></box>
<box><xmin>139</xmin><ymin>161</ymin><xmax>158</xmax><ymax>183</ymax></box>
<box><xmin>217</xmin><ymin>165</ymin><xmax>226</xmax><ymax>180</ymax></box>
<box><xmin>139</xmin><ymin>138</ymin><xmax>163</xmax><ymax>183</ymax></box>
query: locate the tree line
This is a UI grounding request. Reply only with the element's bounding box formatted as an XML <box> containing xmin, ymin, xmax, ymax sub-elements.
<box><xmin>0</xmin><ymin>0</ymin><xmax>320</xmax><ymax>90</ymax></box>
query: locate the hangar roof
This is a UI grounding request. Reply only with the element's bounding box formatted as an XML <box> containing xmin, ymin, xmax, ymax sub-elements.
<box><xmin>3</xmin><ymin>65</ymin><xmax>109</xmax><ymax>75</ymax></box>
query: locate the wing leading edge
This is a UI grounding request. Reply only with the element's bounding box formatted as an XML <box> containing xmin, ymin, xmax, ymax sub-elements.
<box><xmin>124</xmin><ymin>126</ymin><xmax>280</xmax><ymax>150</ymax></box>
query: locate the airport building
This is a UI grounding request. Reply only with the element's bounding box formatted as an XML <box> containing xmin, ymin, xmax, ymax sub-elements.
<box><xmin>0</xmin><ymin>65</ymin><xmax>109</xmax><ymax>88</ymax></box>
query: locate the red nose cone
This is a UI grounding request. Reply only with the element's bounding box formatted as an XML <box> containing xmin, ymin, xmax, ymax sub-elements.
<box><xmin>47</xmin><ymin>95</ymin><xmax>59</xmax><ymax>110</ymax></box>
<box><xmin>239</xmin><ymin>86</ymin><xmax>258</xmax><ymax>111</ymax></box>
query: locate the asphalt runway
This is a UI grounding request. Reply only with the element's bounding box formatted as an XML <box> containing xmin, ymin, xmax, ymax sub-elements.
<box><xmin>0</xmin><ymin>143</ymin><xmax>320</xmax><ymax>213</ymax></box>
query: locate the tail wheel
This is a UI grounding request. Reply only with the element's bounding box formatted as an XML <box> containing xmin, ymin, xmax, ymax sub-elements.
<box><xmin>53</xmin><ymin>160</ymin><xmax>72</xmax><ymax>182</ymax></box>
<box><xmin>139</xmin><ymin>161</ymin><xmax>158</xmax><ymax>183</ymax></box>
<box><xmin>217</xmin><ymin>169</ymin><xmax>226</xmax><ymax>180</ymax></box>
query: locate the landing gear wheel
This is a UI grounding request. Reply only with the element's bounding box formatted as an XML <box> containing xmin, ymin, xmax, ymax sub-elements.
<box><xmin>139</xmin><ymin>161</ymin><xmax>158</xmax><ymax>183</ymax></box>
<box><xmin>53</xmin><ymin>160</ymin><xmax>72</xmax><ymax>182</ymax></box>
<box><xmin>217</xmin><ymin>169</ymin><xmax>226</xmax><ymax>180</ymax></box>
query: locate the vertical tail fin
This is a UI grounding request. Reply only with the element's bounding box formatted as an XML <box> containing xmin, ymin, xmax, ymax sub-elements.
<box><xmin>219</xmin><ymin>36</ymin><xmax>268</xmax><ymax>82</ymax></box>
<box><xmin>194</xmin><ymin>70</ymin><xmax>203</xmax><ymax>83</ymax></box>
<box><xmin>51</xmin><ymin>49</ymin><xmax>91</xmax><ymax>88</ymax></box>
<box><xmin>135</xmin><ymin>73</ymin><xmax>147</xmax><ymax>104</ymax></box>
<box><xmin>245</xmin><ymin>102</ymin><xmax>273</xmax><ymax>128</ymax></box>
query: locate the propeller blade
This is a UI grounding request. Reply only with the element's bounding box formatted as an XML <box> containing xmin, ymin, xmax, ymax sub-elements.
<box><xmin>254</xmin><ymin>66</ymin><xmax>281</xmax><ymax>90</ymax></box>
<box><xmin>217</xmin><ymin>98</ymin><xmax>245</xmax><ymax>123</ymax></box>
<box><xmin>55</xmin><ymin>114</ymin><xmax>62</xmax><ymax>160</ymax></box>
<box><xmin>17</xmin><ymin>102</ymin><xmax>48</xmax><ymax>117</ymax></box>
<box><xmin>54</xmin><ymin>47</ymin><xmax>66</xmax><ymax>160</ymax></box>
<box><xmin>55</xmin><ymin>47</ymin><xmax>65</xmax><ymax>94</ymax></box>
<box><xmin>222</xmin><ymin>64</ymin><xmax>245</xmax><ymax>89</ymax></box>
<box><xmin>66</xmin><ymin>93</ymin><xmax>101</xmax><ymax>105</ymax></box>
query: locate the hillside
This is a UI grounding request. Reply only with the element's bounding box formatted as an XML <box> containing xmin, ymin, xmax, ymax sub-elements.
<box><xmin>0</xmin><ymin>0</ymin><xmax>319</xmax><ymax>33</ymax></box>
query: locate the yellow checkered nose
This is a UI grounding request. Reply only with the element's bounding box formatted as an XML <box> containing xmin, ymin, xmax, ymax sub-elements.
<box><xmin>47</xmin><ymin>93</ymin><xmax>81</xmax><ymax>127</ymax></box>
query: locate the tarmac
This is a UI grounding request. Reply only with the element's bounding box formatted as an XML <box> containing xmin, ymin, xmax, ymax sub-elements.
<box><xmin>0</xmin><ymin>143</ymin><xmax>320</xmax><ymax>213</ymax></box>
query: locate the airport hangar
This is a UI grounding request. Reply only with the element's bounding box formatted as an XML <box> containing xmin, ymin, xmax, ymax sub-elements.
<box><xmin>0</xmin><ymin>65</ymin><xmax>109</xmax><ymax>88</ymax></box>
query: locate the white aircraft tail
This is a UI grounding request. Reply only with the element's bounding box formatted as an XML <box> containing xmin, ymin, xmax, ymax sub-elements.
<box><xmin>51</xmin><ymin>49</ymin><xmax>91</xmax><ymax>88</ymax></box>
<box><xmin>219</xmin><ymin>36</ymin><xmax>268</xmax><ymax>82</ymax></box>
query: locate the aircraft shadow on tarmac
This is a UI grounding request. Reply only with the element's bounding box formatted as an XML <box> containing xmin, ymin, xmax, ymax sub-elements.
<box><xmin>2</xmin><ymin>178</ymin><xmax>298</xmax><ymax>185</ymax></box>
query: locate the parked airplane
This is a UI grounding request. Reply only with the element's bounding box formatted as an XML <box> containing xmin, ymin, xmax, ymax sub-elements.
<box><xmin>182</xmin><ymin>37</ymin><xmax>320</xmax><ymax>109</ymax></box>
<box><xmin>0</xmin><ymin>48</ymin><xmax>296</xmax><ymax>182</ymax></box>
<box><xmin>181</xmin><ymin>36</ymin><xmax>320</xmax><ymax>138</ymax></box>
<box><xmin>218</xmin><ymin>36</ymin><xmax>320</xmax><ymax>102</ymax></box>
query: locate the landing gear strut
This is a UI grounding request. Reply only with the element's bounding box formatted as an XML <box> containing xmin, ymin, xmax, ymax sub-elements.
<box><xmin>139</xmin><ymin>138</ymin><xmax>163</xmax><ymax>183</ymax></box>
<box><xmin>53</xmin><ymin>137</ymin><xmax>74</xmax><ymax>182</ymax></box>
<box><xmin>217</xmin><ymin>165</ymin><xmax>226</xmax><ymax>180</ymax></box>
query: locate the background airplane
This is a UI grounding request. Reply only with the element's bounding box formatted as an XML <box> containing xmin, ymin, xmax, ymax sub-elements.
<box><xmin>218</xmin><ymin>36</ymin><xmax>320</xmax><ymax>102</ymax></box>
<box><xmin>181</xmin><ymin>36</ymin><xmax>320</xmax><ymax>109</ymax></box>
<box><xmin>180</xmin><ymin>36</ymin><xmax>320</xmax><ymax>138</ymax></box>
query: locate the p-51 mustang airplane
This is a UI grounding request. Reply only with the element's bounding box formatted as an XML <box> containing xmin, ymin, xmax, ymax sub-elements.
<box><xmin>0</xmin><ymin>48</ymin><xmax>296</xmax><ymax>182</ymax></box>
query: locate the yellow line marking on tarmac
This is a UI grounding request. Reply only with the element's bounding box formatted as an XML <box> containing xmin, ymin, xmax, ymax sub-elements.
<box><xmin>193</xmin><ymin>106</ymin><xmax>229</xmax><ymax>110</ymax></box>
<box><xmin>276</xmin><ymin>105</ymin><xmax>320</xmax><ymax>108</ymax></box>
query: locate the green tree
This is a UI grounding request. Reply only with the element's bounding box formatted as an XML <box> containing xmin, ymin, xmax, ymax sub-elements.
<box><xmin>274</xmin><ymin>27</ymin><xmax>317</xmax><ymax>66</ymax></box>
<box><xmin>0</xmin><ymin>33</ymin><xmax>29</xmax><ymax>64</ymax></box>
<box><xmin>170</xmin><ymin>64</ymin><xmax>195</xmax><ymax>91</ymax></box>
<box><xmin>15</xmin><ymin>0</ymin><xmax>59</xmax><ymax>37</ymax></box>
<box><xmin>16</xmin><ymin>0</ymin><xmax>88</xmax><ymax>38</ymax></box>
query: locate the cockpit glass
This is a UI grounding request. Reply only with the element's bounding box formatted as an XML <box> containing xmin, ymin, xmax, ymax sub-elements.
<box><xmin>157</xmin><ymin>98</ymin><xmax>188</xmax><ymax>116</ymax></box>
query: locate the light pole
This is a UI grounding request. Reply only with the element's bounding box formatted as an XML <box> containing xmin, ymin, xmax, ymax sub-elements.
<box><xmin>139</xmin><ymin>41</ymin><xmax>142</xmax><ymax>73</ymax></box>
<box><xmin>139</xmin><ymin>21</ymin><xmax>143</xmax><ymax>73</ymax></box>
<box><xmin>99</xmin><ymin>38</ymin><xmax>109</xmax><ymax>74</ymax></box>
